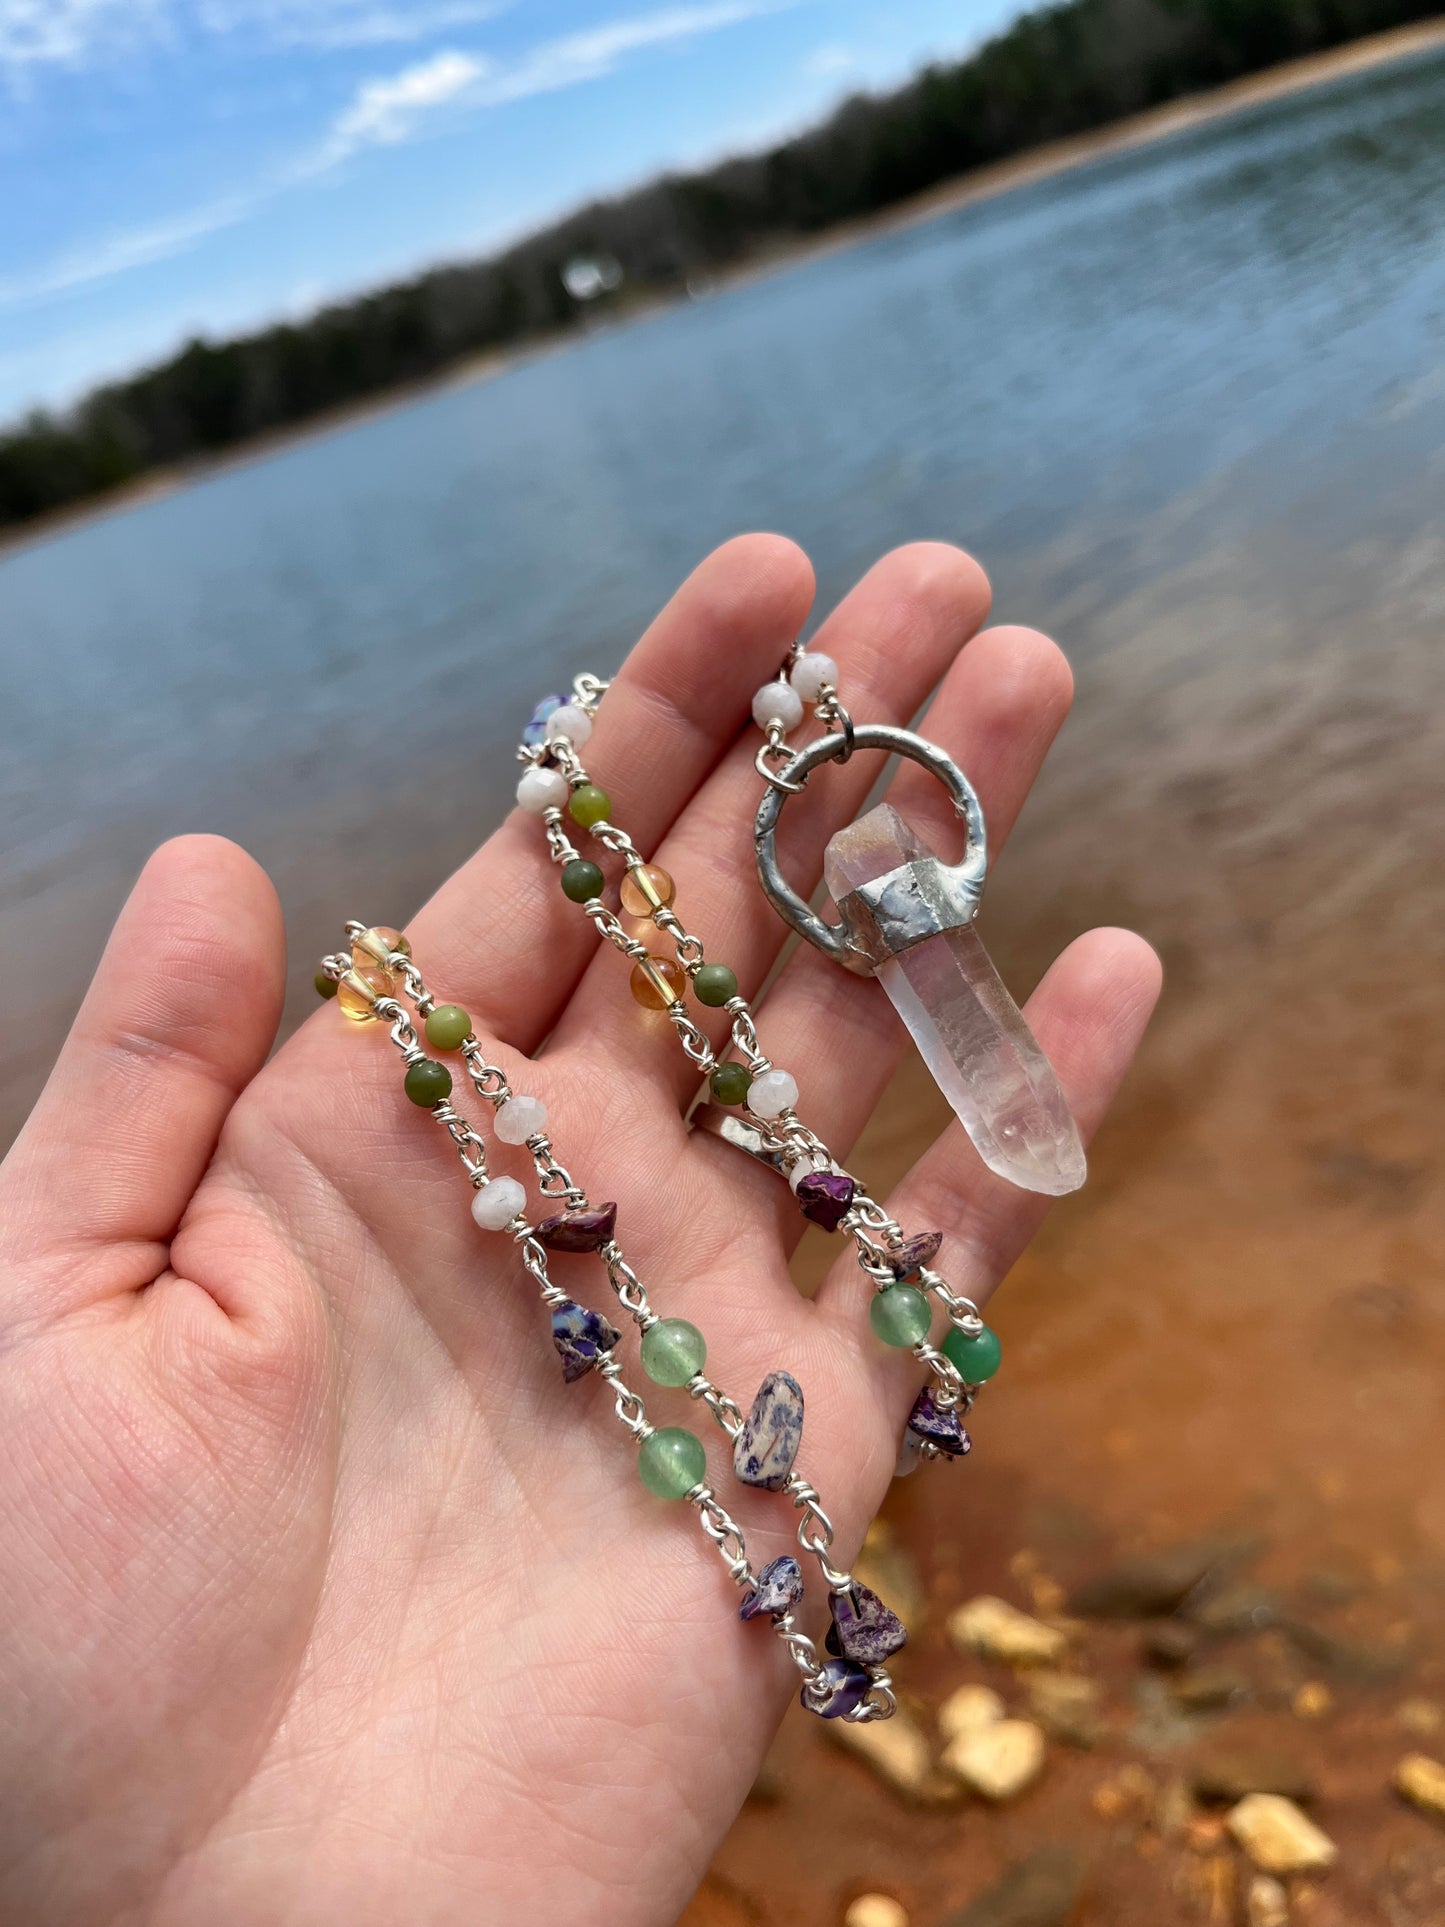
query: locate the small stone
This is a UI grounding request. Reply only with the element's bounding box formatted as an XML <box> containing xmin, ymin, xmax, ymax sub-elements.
<box><xmin>1292</xmin><ymin>1681</ymin><xmax>1332</xmax><ymax>1720</ymax></box>
<box><xmin>942</xmin><ymin>1719</ymin><xmax>1046</xmax><ymax>1801</ymax></box>
<box><xmin>829</xmin><ymin>1705</ymin><xmax>956</xmax><ymax>1806</ymax></box>
<box><xmin>1246</xmin><ymin>1875</ymin><xmax>1289</xmax><ymax>1927</ymax></box>
<box><xmin>619</xmin><ymin>863</ymin><xmax>676</xmax><ymax>917</ymax></box>
<box><xmin>738</xmin><ymin>1554</ymin><xmax>804</xmax><ymax>1622</ymax></box>
<box><xmin>747</xmin><ymin>1067</ymin><xmax>798</xmax><ymax>1119</ymax></box>
<box><xmin>1398</xmin><ymin>1698</ymin><xmax>1444</xmax><ymax>1736</ymax></box>
<box><xmin>424</xmin><ymin>1002</ymin><xmax>472</xmax><ymax>1050</ymax></box>
<box><xmin>1172</xmin><ymin>1667</ymin><xmax>1250</xmax><ymax>1712</ymax></box>
<box><xmin>314</xmin><ymin>969</ymin><xmax>338</xmax><ymax>999</ymax></box>
<box><xmin>403</xmin><ymin>1059</ymin><xmax>452</xmax><ymax>1107</ymax></box>
<box><xmin>795</xmin><ymin>1170</ymin><xmax>857</xmax><ymax>1231</ymax></box>
<box><xmin>560</xmin><ymin>859</ymin><xmax>604</xmax><ymax>903</ymax></box>
<box><xmin>829</xmin><ymin>1581</ymin><xmax>908</xmax><ymax>1666</ymax></box>
<box><xmin>693</xmin><ymin>963</ymin><xmax>738</xmax><ymax>1008</ymax></box>
<box><xmin>844</xmin><ymin>1898</ymin><xmax>909</xmax><ymax>1927</ymax></box>
<box><xmin>640</xmin><ymin>1317</ymin><xmax>707</xmax><ymax>1388</ymax></box>
<box><xmin>494</xmin><ymin>1094</ymin><xmax>547</xmax><ymax>1144</ymax></box>
<box><xmin>938</xmin><ymin>1684</ymin><xmax>1006</xmax><ymax>1744</ymax></box>
<box><xmin>630</xmin><ymin>954</ymin><xmax>687</xmax><ymax>1009</ymax></box>
<box><xmin>1395</xmin><ymin>1751</ymin><xmax>1445</xmax><ymax>1820</ymax></box>
<box><xmin>709</xmin><ymin>1061</ymin><xmax>752</xmax><ymax>1105</ymax></box>
<box><xmin>948</xmin><ymin>1595</ymin><xmax>1069</xmax><ymax>1668</ymax></box>
<box><xmin>545</xmin><ymin>701</ymin><xmax>592</xmax><ymax>746</ymax></box>
<box><xmin>732</xmin><ymin>1370</ymin><xmax>804</xmax><ymax>1490</ymax></box>
<box><xmin>471</xmin><ymin>1176</ymin><xmax>526</xmax><ymax>1230</ymax></box>
<box><xmin>806</xmin><ymin>1658</ymin><xmax>873</xmax><ymax>1721</ymax></box>
<box><xmin>753</xmin><ymin>679</ymin><xmax>804</xmax><ymax>731</ymax></box>
<box><xmin>788</xmin><ymin>650</ymin><xmax>838</xmax><ymax>703</ymax></box>
<box><xmin>890</xmin><ymin>1230</ymin><xmax>943</xmax><ymax>1278</ymax></box>
<box><xmin>637</xmin><ymin>1426</ymin><xmax>707</xmax><ymax>1500</ymax></box>
<box><xmin>1191</xmin><ymin>1751</ymin><xmax>1315</xmax><ymax>1805</ymax></box>
<box><xmin>516</xmin><ymin>764</ymin><xmax>569</xmax><ymax>813</ymax></box>
<box><xmin>939</xmin><ymin>1848</ymin><xmax>1081</xmax><ymax>1927</ymax></box>
<box><xmin>522</xmin><ymin>692</ymin><xmax>564</xmax><ymax>746</ymax></box>
<box><xmin>869</xmin><ymin>1285</ymin><xmax>932</xmax><ymax>1349</ymax></box>
<box><xmin>1026</xmin><ymin>1671</ymin><xmax>1104</xmax><ymax>1748</ymax></box>
<box><xmin>905</xmin><ymin>1387</ymin><xmax>972</xmax><ymax>1459</ymax></box>
<box><xmin>535</xmin><ymin>1202</ymin><xmax>617</xmax><ymax>1252</ymax></box>
<box><xmin>549</xmin><ymin>1299</ymin><xmax>621</xmax><ymax>1383</ymax></box>
<box><xmin>942</xmin><ymin>1323</ymin><xmax>1002</xmax><ymax>1384</ymax></box>
<box><xmin>1141</xmin><ymin>1620</ymin><xmax>1199</xmax><ymax>1669</ymax></box>
<box><xmin>1226</xmin><ymin>1795</ymin><xmax>1337</xmax><ymax>1874</ymax></box>
<box><xmin>567</xmin><ymin>782</ymin><xmax>611</xmax><ymax>828</ymax></box>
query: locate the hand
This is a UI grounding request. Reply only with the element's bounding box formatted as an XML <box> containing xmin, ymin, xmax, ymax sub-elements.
<box><xmin>0</xmin><ymin>538</ymin><xmax>1160</xmax><ymax>1927</ymax></box>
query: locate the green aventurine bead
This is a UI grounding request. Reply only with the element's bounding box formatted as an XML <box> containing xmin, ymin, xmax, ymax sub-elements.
<box><xmin>568</xmin><ymin>784</ymin><xmax>612</xmax><ymax>828</ymax></box>
<box><xmin>943</xmin><ymin>1322</ymin><xmax>1002</xmax><ymax>1383</ymax></box>
<box><xmin>404</xmin><ymin>1059</ymin><xmax>452</xmax><ymax>1108</ymax></box>
<box><xmin>638</xmin><ymin>1426</ymin><xmax>707</xmax><ymax>1499</ymax></box>
<box><xmin>424</xmin><ymin>1002</ymin><xmax>471</xmax><ymax>1050</ymax></box>
<box><xmin>561</xmin><ymin>859</ymin><xmax>604</xmax><ymax>903</ymax></box>
<box><xmin>869</xmin><ymin>1284</ymin><xmax>932</xmax><ymax>1349</ymax></box>
<box><xmin>315</xmin><ymin>970</ymin><xmax>338</xmax><ymax>999</ymax></box>
<box><xmin>693</xmin><ymin>963</ymin><xmax>738</xmax><ymax>1008</ymax></box>
<box><xmin>641</xmin><ymin>1318</ymin><xmax>707</xmax><ymax>1387</ymax></box>
<box><xmin>710</xmin><ymin>1061</ymin><xmax>752</xmax><ymax>1105</ymax></box>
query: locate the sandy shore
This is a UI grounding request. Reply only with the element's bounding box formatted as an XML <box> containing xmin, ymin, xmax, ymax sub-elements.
<box><xmin>5</xmin><ymin>16</ymin><xmax>1444</xmax><ymax>562</ymax></box>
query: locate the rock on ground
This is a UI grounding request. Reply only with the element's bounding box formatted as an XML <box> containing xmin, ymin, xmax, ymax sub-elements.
<box><xmin>942</xmin><ymin>1719</ymin><xmax>1047</xmax><ymax>1801</ymax></box>
<box><xmin>828</xmin><ymin>1705</ymin><xmax>957</xmax><ymax>1805</ymax></box>
<box><xmin>948</xmin><ymin>1595</ymin><xmax>1069</xmax><ymax>1667</ymax></box>
<box><xmin>1394</xmin><ymin>1751</ymin><xmax>1445</xmax><ymax>1820</ymax></box>
<box><xmin>1226</xmin><ymin>1794</ymin><xmax>1338</xmax><ymax>1874</ymax></box>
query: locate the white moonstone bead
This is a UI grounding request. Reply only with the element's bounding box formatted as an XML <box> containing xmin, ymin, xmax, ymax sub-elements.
<box><xmin>516</xmin><ymin>766</ymin><xmax>569</xmax><ymax>814</ymax></box>
<box><xmin>748</xmin><ymin>1068</ymin><xmax>799</xmax><ymax>1119</ymax></box>
<box><xmin>471</xmin><ymin>1176</ymin><xmax>526</xmax><ymax>1230</ymax></box>
<box><xmin>546</xmin><ymin>703</ymin><xmax>593</xmax><ymax>747</ymax></box>
<box><xmin>789</xmin><ymin>651</ymin><xmax>838</xmax><ymax>702</ymax></box>
<box><xmin>752</xmin><ymin>681</ymin><xmax>804</xmax><ymax>732</ymax></box>
<box><xmin>495</xmin><ymin>1095</ymin><xmax>548</xmax><ymax>1145</ymax></box>
<box><xmin>787</xmin><ymin>1152</ymin><xmax>835</xmax><ymax>1192</ymax></box>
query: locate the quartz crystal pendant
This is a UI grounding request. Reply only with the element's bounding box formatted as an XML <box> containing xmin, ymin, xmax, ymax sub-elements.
<box><xmin>823</xmin><ymin>805</ymin><xmax>1085</xmax><ymax>1197</ymax></box>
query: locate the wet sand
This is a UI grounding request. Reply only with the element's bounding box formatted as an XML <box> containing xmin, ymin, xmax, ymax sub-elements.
<box><xmin>683</xmin><ymin>496</ymin><xmax>1445</xmax><ymax>1920</ymax></box>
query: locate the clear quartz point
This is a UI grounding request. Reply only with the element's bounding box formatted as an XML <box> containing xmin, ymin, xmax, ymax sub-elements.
<box><xmin>824</xmin><ymin>803</ymin><xmax>1086</xmax><ymax>1197</ymax></box>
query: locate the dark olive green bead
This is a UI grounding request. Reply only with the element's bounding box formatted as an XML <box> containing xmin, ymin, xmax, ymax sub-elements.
<box><xmin>942</xmin><ymin>1322</ymin><xmax>1002</xmax><ymax>1383</ymax></box>
<box><xmin>710</xmin><ymin>1061</ymin><xmax>753</xmax><ymax>1106</ymax></box>
<box><xmin>404</xmin><ymin>1059</ymin><xmax>452</xmax><ymax>1108</ymax></box>
<box><xmin>568</xmin><ymin>784</ymin><xmax>612</xmax><ymax>829</ymax></box>
<box><xmin>561</xmin><ymin>859</ymin><xmax>604</xmax><ymax>903</ymax></box>
<box><xmin>425</xmin><ymin>1003</ymin><xmax>472</xmax><ymax>1051</ymax></box>
<box><xmin>314</xmin><ymin>970</ymin><xmax>338</xmax><ymax>1000</ymax></box>
<box><xmin>694</xmin><ymin>963</ymin><xmax>738</xmax><ymax>1008</ymax></box>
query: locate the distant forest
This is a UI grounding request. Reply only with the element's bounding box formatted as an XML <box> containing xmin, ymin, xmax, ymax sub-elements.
<box><xmin>2</xmin><ymin>0</ymin><xmax>1437</xmax><ymax>531</ymax></box>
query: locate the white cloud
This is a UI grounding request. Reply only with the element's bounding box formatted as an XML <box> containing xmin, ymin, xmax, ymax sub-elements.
<box><xmin>313</xmin><ymin>46</ymin><xmax>485</xmax><ymax>164</ymax></box>
<box><xmin>195</xmin><ymin>0</ymin><xmax>506</xmax><ymax>51</ymax></box>
<box><xmin>0</xmin><ymin>0</ymin><xmax>162</xmax><ymax>70</ymax></box>
<box><xmin>0</xmin><ymin>194</ymin><xmax>255</xmax><ymax>308</ymax></box>
<box><xmin>803</xmin><ymin>42</ymin><xmax>858</xmax><ymax>78</ymax></box>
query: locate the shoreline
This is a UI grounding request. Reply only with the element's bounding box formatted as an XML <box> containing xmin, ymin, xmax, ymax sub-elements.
<box><xmin>3</xmin><ymin>14</ymin><xmax>1443</xmax><ymax>562</ymax></box>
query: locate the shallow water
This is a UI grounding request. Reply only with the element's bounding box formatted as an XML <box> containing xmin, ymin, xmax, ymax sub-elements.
<box><xmin>2</xmin><ymin>47</ymin><xmax>1444</xmax><ymax>1920</ymax></box>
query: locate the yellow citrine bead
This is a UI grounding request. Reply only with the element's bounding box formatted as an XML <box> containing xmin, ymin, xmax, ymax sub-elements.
<box><xmin>629</xmin><ymin>955</ymin><xmax>687</xmax><ymax>1010</ymax></box>
<box><xmin>337</xmin><ymin>964</ymin><xmax>392</xmax><ymax>1022</ymax></box>
<box><xmin>621</xmin><ymin>915</ymin><xmax>673</xmax><ymax>956</ymax></box>
<box><xmin>352</xmin><ymin>926</ymin><xmax>411</xmax><ymax>971</ymax></box>
<box><xmin>619</xmin><ymin>864</ymin><xmax>676</xmax><ymax>918</ymax></box>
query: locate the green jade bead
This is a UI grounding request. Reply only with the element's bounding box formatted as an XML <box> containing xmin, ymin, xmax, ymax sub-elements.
<box><xmin>693</xmin><ymin>963</ymin><xmax>738</xmax><ymax>1008</ymax></box>
<box><xmin>425</xmin><ymin>1003</ymin><xmax>472</xmax><ymax>1050</ymax></box>
<box><xmin>640</xmin><ymin>1318</ymin><xmax>707</xmax><ymax>1388</ymax></box>
<box><xmin>638</xmin><ymin>1426</ymin><xmax>707</xmax><ymax>1499</ymax></box>
<box><xmin>315</xmin><ymin>970</ymin><xmax>338</xmax><ymax>1000</ymax></box>
<box><xmin>869</xmin><ymin>1284</ymin><xmax>932</xmax><ymax>1349</ymax></box>
<box><xmin>709</xmin><ymin>1061</ymin><xmax>752</xmax><ymax>1106</ymax></box>
<box><xmin>942</xmin><ymin>1322</ymin><xmax>1002</xmax><ymax>1384</ymax></box>
<box><xmin>404</xmin><ymin>1059</ymin><xmax>453</xmax><ymax>1108</ymax></box>
<box><xmin>568</xmin><ymin>784</ymin><xmax>612</xmax><ymax>829</ymax></box>
<box><xmin>561</xmin><ymin>859</ymin><xmax>604</xmax><ymax>903</ymax></box>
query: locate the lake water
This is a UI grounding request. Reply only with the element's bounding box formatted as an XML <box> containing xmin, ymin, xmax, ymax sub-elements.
<box><xmin>1</xmin><ymin>44</ymin><xmax>1443</xmax><ymax>1140</ymax></box>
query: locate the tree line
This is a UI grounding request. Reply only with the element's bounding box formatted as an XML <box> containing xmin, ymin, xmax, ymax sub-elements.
<box><xmin>1</xmin><ymin>0</ymin><xmax>1435</xmax><ymax>531</ymax></box>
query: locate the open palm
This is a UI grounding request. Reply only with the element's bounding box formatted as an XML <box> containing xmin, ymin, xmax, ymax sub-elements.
<box><xmin>0</xmin><ymin>537</ymin><xmax>1159</xmax><ymax>1927</ymax></box>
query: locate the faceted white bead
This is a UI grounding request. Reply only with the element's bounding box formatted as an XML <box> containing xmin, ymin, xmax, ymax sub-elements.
<box><xmin>789</xmin><ymin>651</ymin><xmax>838</xmax><ymax>703</ymax></box>
<box><xmin>495</xmin><ymin>1095</ymin><xmax>548</xmax><ymax>1145</ymax></box>
<box><xmin>471</xmin><ymin>1176</ymin><xmax>526</xmax><ymax>1230</ymax></box>
<box><xmin>516</xmin><ymin>766</ymin><xmax>569</xmax><ymax>814</ymax></box>
<box><xmin>752</xmin><ymin>681</ymin><xmax>804</xmax><ymax>732</ymax></box>
<box><xmin>546</xmin><ymin>703</ymin><xmax>593</xmax><ymax>747</ymax></box>
<box><xmin>748</xmin><ymin>1068</ymin><xmax>799</xmax><ymax>1119</ymax></box>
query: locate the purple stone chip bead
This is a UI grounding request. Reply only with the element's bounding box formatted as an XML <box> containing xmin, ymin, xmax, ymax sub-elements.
<box><xmin>805</xmin><ymin>1658</ymin><xmax>873</xmax><ymax>1721</ymax></box>
<box><xmin>522</xmin><ymin>693</ymin><xmax>565</xmax><ymax>747</ymax></box>
<box><xmin>794</xmin><ymin>1170</ymin><xmax>857</xmax><ymax>1232</ymax></box>
<box><xmin>828</xmin><ymin>1581</ymin><xmax>908</xmax><ymax>1666</ymax></box>
<box><xmin>536</xmin><ymin>1202</ymin><xmax>618</xmax><ymax>1253</ymax></box>
<box><xmin>890</xmin><ymin>1230</ymin><xmax>943</xmax><ymax>1279</ymax></box>
<box><xmin>738</xmin><ymin>1554</ymin><xmax>804</xmax><ymax>1622</ymax></box>
<box><xmin>550</xmin><ymin>1299</ymin><xmax>621</xmax><ymax>1384</ymax></box>
<box><xmin>905</xmin><ymin>1387</ymin><xmax>972</xmax><ymax>1460</ymax></box>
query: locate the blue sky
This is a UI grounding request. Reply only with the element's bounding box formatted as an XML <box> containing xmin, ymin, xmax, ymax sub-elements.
<box><xmin>0</xmin><ymin>0</ymin><xmax>1023</xmax><ymax>421</ymax></box>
